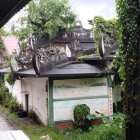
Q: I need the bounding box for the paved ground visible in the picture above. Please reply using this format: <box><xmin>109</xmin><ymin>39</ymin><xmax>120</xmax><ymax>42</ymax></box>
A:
<box><xmin>0</xmin><ymin>130</ymin><xmax>30</xmax><ymax>140</ymax></box>
<box><xmin>0</xmin><ymin>112</ymin><xmax>30</xmax><ymax>139</ymax></box>
<box><xmin>0</xmin><ymin>112</ymin><xmax>14</xmax><ymax>131</ymax></box>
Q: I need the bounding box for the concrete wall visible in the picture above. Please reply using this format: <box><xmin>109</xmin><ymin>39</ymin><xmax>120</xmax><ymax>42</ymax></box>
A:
<box><xmin>53</xmin><ymin>78</ymin><xmax>110</xmax><ymax>122</ymax></box>
<box><xmin>21</xmin><ymin>77</ymin><xmax>48</xmax><ymax>125</ymax></box>
<box><xmin>5</xmin><ymin>80</ymin><xmax>22</xmax><ymax>104</ymax></box>
<box><xmin>6</xmin><ymin>76</ymin><xmax>112</xmax><ymax>125</ymax></box>
<box><xmin>6</xmin><ymin>77</ymin><xmax>48</xmax><ymax>125</ymax></box>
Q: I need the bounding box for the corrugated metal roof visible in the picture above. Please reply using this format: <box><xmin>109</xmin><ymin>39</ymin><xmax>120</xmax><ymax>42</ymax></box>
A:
<box><xmin>0</xmin><ymin>0</ymin><xmax>31</xmax><ymax>27</ymax></box>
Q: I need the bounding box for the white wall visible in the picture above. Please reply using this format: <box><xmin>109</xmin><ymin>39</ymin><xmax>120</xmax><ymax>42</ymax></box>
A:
<box><xmin>53</xmin><ymin>78</ymin><xmax>109</xmax><ymax>122</ymax></box>
<box><xmin>5</xmin><ymin>80</ymin><xmax>22</xmax><ymax>105</ymax></box>
<box><xmin>6</xmin><ymin>77</ymin><xmax>48</xmax><ymax>125</ymax></box>
<box><xmin>6</xmin><ymin>76</ymin><xmax>112</xmax><ymax>124</ymax></box>
<box><xmin>21</xmin><ymin>77</ymin><xmax>48</xmax><ymax>125</ymax></box>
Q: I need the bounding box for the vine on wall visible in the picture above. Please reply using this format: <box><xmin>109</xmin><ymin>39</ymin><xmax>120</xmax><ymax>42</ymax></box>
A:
<box><xmin>116</xmin><ymin>0</ymin><xmax>140</xmax><ymax>118</ymax></box>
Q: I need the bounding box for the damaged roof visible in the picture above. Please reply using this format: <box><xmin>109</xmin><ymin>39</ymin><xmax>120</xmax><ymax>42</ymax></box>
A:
<box><xmin>12</xmin><ymin>62</ymin><xmax>116</xmax><ymax>78</ymax></box>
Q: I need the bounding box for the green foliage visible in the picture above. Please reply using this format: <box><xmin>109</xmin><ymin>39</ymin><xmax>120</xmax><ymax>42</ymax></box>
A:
<box><xmin>73</xmin><ymin>104</ymin><xmax>90</xmax><ymax>130</ymax></box>
<box><xmin>20</xmin><ymin>42</ymin><xmax>28</xmax><ymax>51</ymax></box>
<box><xmin>17</xmin><ymin>28</ymin><xmax>31</xmax><ymax>41</ymax></box>
<box><xmin>103</xmin><ymin>112</ymin><xmax>125</xmax><ymax>129</ymax></box>
<box><xmin>93</xmin><ymin>16</ymin><xmax>106</xmax><ymax>40</ymax></box>
<box><xmin>12</xmin><ymin>0</ymin><xmax>76</xmax><ymax>42</ymax></box>
<box><xmin>0</xmin><ymin>37</ymin><xmax>3</xmax><ymax>50</ymax></box>
<box><xmin>77</xmin><ymin>54</ymin><xmax>97</xmax><ymax>60</ymax></box>
<box><xmin>112</xmin><ymin>113</ymin><xmax>125</xmax><ymax>129</ymax></box>
<box><xmin>0</xmin><ymin>28</ymin><xmax>7</xmax><ymax>49</ymax></box>
<box><xmin>95</xmin><ymin>111</ymin><xmax>110</xmax><ymax>124</ymax></box>
<box><xmin>4</xmin><ymin>73</ymin><xmax>14</xmax><ymax>85</ymax></box>
<box><xmin>0</xmin><ymin>28</ymin><xmax>7</xmax><ymax>36</ymax></box>
<box><xmin>91</xmin><ymin>123</ymin><xmax>125</xmax><ymax>140</ymax></box>
<box><xmin>0</xmin><ymin>86</ymin><xmax>8</xmax><ymax>104</ymax></box>
<box><xmin>27</xmin><ymin>0</ymin><xmax>76</xmax><ymax>38</ymax></box>
<box><xmin>0</xmin><ymin>86</ymin><xmax>17</xmax><ymax>110</ymax></box>
<box><xmin>0</xmin><ymin>77</ymin><xmax>18</xmax><ymax>112</ymax></box>
<box><xmin>92</xmin><ymin>16</ymin><xmax>118</xmax><ymax>53</ymax></box>
<box><xmin>116</xmin><ymin>0</ymin><xmax>140</xmax><ymax>118</ymax></box>
<box><xmin>9</xmin><ymin>19</ymin><xmax>32</xmax><ymax>41</ymax></box>
<box><xmin>116</xmin><ymin>0</ymin><xmax>139</xmax><ymax>79</ymax></box>
<box><xmin>50</xmin><ymin>113</ymin><xmax>125</xmax><ymax>140</ymax></box>
<box><xmin>91</xmin><ymin>113</ymin><xmax>125</xmax><ymax>140</ymax></box>
<box><xmin>86</xmin><ymin>114</ymin><xmax>96</xmax><ymax>121</ymax></box>
<box><xmin>0</xmin><ymin>103</ymin><xmax>125</xmax><ymax>140</ymax></box>
<box><xmin>4</xmin><ymin>56</ymin><xmax>11</xmax><ymax>67</ymax></box>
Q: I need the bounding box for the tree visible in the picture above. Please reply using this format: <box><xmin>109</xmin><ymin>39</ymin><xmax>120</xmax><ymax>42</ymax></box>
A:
<box><xmin>27</xmin><ymin>0</ymin><xmax>76</xmax><ymax>38</ymax></box>
<box><xmin>0</xmin><ymin>28</ymin><xmax>7</xmax><ymax>49</ymax></box>
<box><xmin>116</xmin><ymin>0</ymin><xmax>140</xmax><ymax>139</ymax></box>
<box><xmin>0</xmin><ymin>28</ymin><xmax>7</xmax><ymax>36</ymax></box>
<box><xmin>10</xmin><ymin>0</ymin><xmax>76</xmax><ymax>50</ymax></box>
<box><xmin>92</xmin><ymin>16</ymin><xmax>118</xmax><ymax>53</ymax></box>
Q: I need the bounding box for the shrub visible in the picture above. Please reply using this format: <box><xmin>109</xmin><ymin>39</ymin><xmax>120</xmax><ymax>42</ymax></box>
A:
<box><xmin>73</xmin><ymin>104</ymin><xmax>90</xmax><ymax>131</ymax></box>
<box><xmin>4</xmin><ymin>73</ymin><xmax>14</xmax><ymax>85</ymax></box>
<box><xmin>0</xmin><ymin>85</ymin><xmax>18</xmax><ymax>111</ymax></box>
<box><xmin>89</xmin><ymin>112</ymin><xmax>125</xmax><ymax>140</ymax></box>
<box><xmin>111</xmin><ymin>112</ymin><xmax>125</xmax><ymax>128</ymax></box>
<box><xmin>91</xmin><ymin>123</ymin><xmax>125</xmax><ymax>140</ymax></box>
<box><xmin>0</xmin><ymin>87</ymin><xmax>8</xmax><ymax>104</ymax></box>
<box><xmin>95</xmin><ymin>111</ymin><xmax>110</xmax><ymax>123</ymax></box>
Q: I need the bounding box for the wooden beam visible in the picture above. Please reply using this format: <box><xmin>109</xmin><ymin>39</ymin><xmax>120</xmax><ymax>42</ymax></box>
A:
<box><xmin>48</xmin><ymin>78</ymin><xmax>54</xmax><ymax>126</ymax></box>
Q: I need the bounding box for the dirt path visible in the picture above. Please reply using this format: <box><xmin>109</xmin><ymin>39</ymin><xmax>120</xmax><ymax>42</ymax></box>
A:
<box><xmin>0</xmin><ymin>112</ymin><xmax>15</xmax><ymax>131</ymax></box>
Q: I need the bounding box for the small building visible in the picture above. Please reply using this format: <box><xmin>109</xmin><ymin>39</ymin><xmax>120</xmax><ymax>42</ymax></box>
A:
<box><xmin>0</xmin><ymin>59</ymin><xmax>115</xmax><ymax>127</ymax></box>
<box><xmin>0</xmin><ymin>23</ymin><xmax>117</xmax><ymax>127</ymax></box>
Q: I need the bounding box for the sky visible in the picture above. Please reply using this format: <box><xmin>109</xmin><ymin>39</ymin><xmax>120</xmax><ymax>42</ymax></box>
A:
<box><xmin>5</xmin><ymin>0</ymin><xmax>117</xmax><ymax>30</ymax></box>
<box><xmin>70</xmin><ymin>0</ymin><xmax>116</xmax><ymax>29</ymax></box>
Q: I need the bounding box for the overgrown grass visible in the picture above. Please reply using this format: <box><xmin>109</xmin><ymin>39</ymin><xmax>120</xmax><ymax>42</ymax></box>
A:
<box><xmin>0</xmin><ymin>105</ymin><xmax>125</xmax><ymax>140</ymax></box>
<box><xmin>0</xmin><ymin>105</ymin><xmax>17</xmax><ymax>121</ymax></box>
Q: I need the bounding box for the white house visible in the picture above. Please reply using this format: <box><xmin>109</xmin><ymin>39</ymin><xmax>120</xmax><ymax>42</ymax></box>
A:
<box><xmin>1</xmin><ymin>60</ymin><xmax>115</xmax><ymax>128</ymax></box>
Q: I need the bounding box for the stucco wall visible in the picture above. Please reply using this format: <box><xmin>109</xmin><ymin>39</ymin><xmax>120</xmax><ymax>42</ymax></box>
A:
<box><xmin>21</xmin><ymin>77</ymin><xmax>48</xmax><ymax>125</ymax></box>
<box><xmin>6</xmin><ymin>77</ymin><xmax>48</xmax><ymax>125</ymax></box>
<box><xmin>6</xmin><ymin>76</ymin><xmax>112</xmax><ymax>125</ymax></box>
<box><xmin>5</xmin><ymin>80</ymin><xmax>22</xmax><ymax>105</ymax></box>
<box><xmin>53</xmin><ymin>78</ymin><xmax>109</xmax><ymax>122</ymax></box>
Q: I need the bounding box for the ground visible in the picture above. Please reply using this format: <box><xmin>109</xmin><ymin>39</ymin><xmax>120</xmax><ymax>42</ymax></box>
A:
<box><xmin>0</xmin><ymin>112</ymin><xmax>14</xmax><ymax>131</ymax></box>
<box><xmin>0</xmin><ymin>105</ymin><xmax>125</xmax><ymax>140</ymax></box>
<box><xmin>0</xmin><ymin>105</ymin><xmax>48</xmax><ymax>140</ymax></box>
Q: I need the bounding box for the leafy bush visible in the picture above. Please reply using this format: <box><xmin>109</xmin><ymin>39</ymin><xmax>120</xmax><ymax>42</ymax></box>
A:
<box><xmin>4</xmin><ymin>73</ymin><xmax>14</xmax><ymax>85</ymax></box>
<box><xmin>86</xmin><ymin>114</ymin><xmax>96</xmax><ymax>121</ymax></box>
<box><xmin>0</xmin><ymin>87</ymin><xmax>8</xmax><ymax>104</ymax></box>
<box><xmin>91</xmin><ymin>123</ymin><xmax>125</xmax><ymax>140</ymax></box>
<box><xmin>73</xmin><ymin>104</ymin><xmax>90</xmax><ymax>131</ymax></box>
<box><xmin>95</xmin><ymin>111</ymin><xmax>110</xmax><ymax>123</ymax></box>
<box><xmin>0</xmin><ymin>85</ymin><xmax>18</xmax><ymax>111</ymax></box>
<box><xmin>111</xmin><ymin>112</ymin><xmax>125</xmax><ymax>128</ymax></box>
<box><xmin>91</xmin><ymin>113</ymin><xmax>125</xmax><ymax>140</ymax></box>
<box><xmin>3</xmin><ymin>90</ymin><xmax>13</xmax><ymax>107</ymax></box>
<box><xmin>46</xmin><ymin>112</ymin><xmax>125</xmax><ymax>140</ymax></box>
